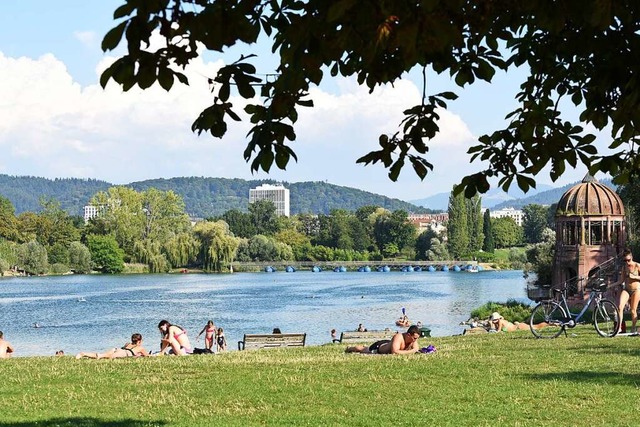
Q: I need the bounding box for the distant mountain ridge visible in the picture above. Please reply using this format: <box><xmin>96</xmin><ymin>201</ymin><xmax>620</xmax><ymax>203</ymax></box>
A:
<box><xmin>410</xmin><ymin>178</ymin><xmax>615</xmax><ymax>211</ymax></box>
<box><xmin>410</xmin><ymin>183</ymin><xmax>555</xmax><ymax>210</ymax></box>
<box><xmin>0</xmin><ymin>175</ymin><xmax>428</xmax><ymax>217</ymax></box>
<box><xmin>491</xmin><ymin>178</ymin><xmax>615</xmax><ymax>210</ymax></box>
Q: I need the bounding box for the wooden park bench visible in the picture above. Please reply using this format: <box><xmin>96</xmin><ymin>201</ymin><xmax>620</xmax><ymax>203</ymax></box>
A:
<box><xmin>238</xmin><ymin>333</ymin><xmax>307</xmax><ymax>351</ymax></box>
<box><xmin>334</xmin><ymin>327</ymin><xmax>432</xmax><ymax>344</ymax></box>
<box><xmin>333</xmin><ymin>330</ymin><xmax>398</xmax><ymax>344</ymax></box>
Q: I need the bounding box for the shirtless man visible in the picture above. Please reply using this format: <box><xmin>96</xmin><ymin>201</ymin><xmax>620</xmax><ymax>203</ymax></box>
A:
<box><xmin>345</xmin><ymin>325</ymin><xmax>421</xmax><ymax>355</ymax></box>
<box><xmin>0</xmin><ymin>331</ymin><xmax>15</xmax><ymax>358</ymax></box>
<box><xmin>618</xmin><ymin>249</ymin><xmax>640</xmax><ymax>333</ymax></box>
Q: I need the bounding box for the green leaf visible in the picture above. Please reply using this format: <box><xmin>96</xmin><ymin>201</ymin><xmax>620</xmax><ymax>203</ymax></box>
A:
<box><xmin>388</xmin><ymin>158</ymin><xmax>404</xmax><ymax>182</ymax></box>
<box><xmin>174</xmin><ymin>72</ymin><xmax>189</xmax><ymax>85</ymax></box>
<box><xmin>275</xmin><ymin>146</ymin><xmax>290</xmax><ymax>169</ymax></box>
<box><xmin>100</xmin><ymin>65</ymin><xmax>114</xmax><ymax>89</ymax></box>
<box><xmin>219</xmin><ymin>83</ymin><xmax>231</xmax><ymax>102</ymax></box>
<box><xmin>259</xmin><ymin>149</ymin><xmax>275</xmax><ymax>172</ymax></box>
<box><xmin>114</xmin><ymin>3</ymin><xmax>135</xmax><ymax>19</ymax></box>
<box><xmin>157</xmin><ymin>67</ymin><xmax>174</xmax><ymax>91</ymax></box>
<box><xmin>102</xmin><ymin>22</ymin><xmax>127</xmax><ymax>52</ymax></box>
<box><xmin>137</xmin><ymin>66</ymin><xmax>157</xmax><ymax>89</ymax></box>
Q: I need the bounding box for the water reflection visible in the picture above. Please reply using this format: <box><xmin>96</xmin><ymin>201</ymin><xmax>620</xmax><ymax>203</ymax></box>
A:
<box><xmin>0</xmin><ymin>270</ymin><xmax>528</xmax><ymax>356</ymax></box>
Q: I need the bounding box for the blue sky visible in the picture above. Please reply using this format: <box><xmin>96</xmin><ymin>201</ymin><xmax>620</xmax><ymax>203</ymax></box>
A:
<box><xmin>0</xmin><ymin>1</ymin><xmax>596</xmax><ymax>202</ymax></box>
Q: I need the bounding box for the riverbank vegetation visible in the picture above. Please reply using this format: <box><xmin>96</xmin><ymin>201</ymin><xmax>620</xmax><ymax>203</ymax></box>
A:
<box><xmin>2</xmin><ymin>330</ymin><xmax>637</xmax><ymax>426</ymax></box>
<box><xmin>1</xmin><ymin>179</ymin><xmax>633</xmax><ymax>276</ymax></box>
<box><xmin>0</xmin><ymin>185</ymin><xmax>541</xmax><ymax>276</ymax></box>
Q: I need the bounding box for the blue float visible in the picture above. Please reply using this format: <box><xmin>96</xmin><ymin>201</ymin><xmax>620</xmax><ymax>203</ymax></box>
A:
<box><xmin>285</xmin><ymin>266</ymin><xmax>295</xmax><ymax>273</ymax></box>
<box><xmin>414</xmin><ymin>266</ymin><xmax>422</xmax><ymax>272</ymax></box>
<box><xmin>441</xmin><ymin>265</ymin><xmax>449</xmax><ymax>272</ymax></box>
<box><xmin>453</xmin><ymin>265</ymin><xmax>461</xmax><ymax>272</ymax></box>
<box><xmin>363</xmin><ymin>266</ymin><xmax>371</xmax><ymax>272</ymax></box>
<box><xmin>312</xmin><ymin>266</ymin><xmax>322</xmax><ymax>272</ymax></box>
<box><xmin>265</xmin><ymin>266</ymin><xmax>275</xmax><ymax>273</ymax></box>
<box><xmin>427</xmin><ymin>265</ymin><xmax>435</xmax><ymax>272</ymax></box>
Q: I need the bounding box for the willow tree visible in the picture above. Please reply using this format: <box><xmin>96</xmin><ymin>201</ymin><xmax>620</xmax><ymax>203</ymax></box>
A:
<box><xmin>163</xmin><ymin>232</ymin><xmax>201</xmax><ymax>268</ymax></box>
<box><xmin>103</xmin><ymin>2</ymin><xmax>640</xmax><ymax>196</ymax></box>
<box><xmin>193</xmin><ymin>221</ymin><xmax>239</xmax><ymax>272</ymax></box>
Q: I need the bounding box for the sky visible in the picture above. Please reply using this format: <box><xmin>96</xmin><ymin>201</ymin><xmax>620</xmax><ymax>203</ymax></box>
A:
<box><xmin>0</xmin><ymin>1</ymin><xmax>603</xmax><ymax>203</ymax></box>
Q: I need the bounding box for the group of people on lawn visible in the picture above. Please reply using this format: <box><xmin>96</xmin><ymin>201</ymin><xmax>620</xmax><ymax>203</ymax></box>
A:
<box><xmin>75</xmin><ymin>319</ymin><xmax>228</xmax><ymax>359</ymax></box>
<box><xmin>0</xmin><ymin>319</ymin><xmax>228</xmax><ymax>360</ymax></box>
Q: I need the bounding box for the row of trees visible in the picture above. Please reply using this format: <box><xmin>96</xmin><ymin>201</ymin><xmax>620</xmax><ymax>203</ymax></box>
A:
<box><xmin>0</xmin><ymin>182</ymin><xmax>559</xmax><ymax>275</ymax></box>
<box><xmin>0</xmin><ymin>186</ymin><xmax>420</xmax><ymax>274</ymax></box>
<box><xmin>412</xmin><ymin>186</ymin><xmax>554</xmax><ymax>263</ymax></box>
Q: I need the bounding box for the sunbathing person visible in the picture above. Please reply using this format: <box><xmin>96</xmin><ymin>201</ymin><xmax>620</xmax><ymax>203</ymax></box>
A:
<box><xmin>0</xmin><ymin>331</ymin><xmax>15</xmax><ymax>358</ymax></box>
<box><xmin>490</xmin><ymin>312</ymin><xmax>531</xmax><ymax>332</ymax></box>
<box><xmin>158</xmin><ymin>320</ymin><xmax>193</xmax><ymax>355</ymax></box>
<box><xmin>76</xmin><ymin>333</ymin><xmax>150</xmax><ymax>359</ymax></box>
<box><xmin>345</xmin><ymin>325</ymin><xmax>421</xmax><ymax>355</ymax></box>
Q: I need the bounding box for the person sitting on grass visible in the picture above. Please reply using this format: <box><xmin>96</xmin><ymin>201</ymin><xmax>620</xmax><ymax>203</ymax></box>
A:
<box><xmin>76</xmin><ymin>333</ymin><xmax>150</xmax><ymax>359</ymax></box>
<box><xmin>158</xmin><ymin>320</ymin><xmax>193</xmax><ymax>355</ymax></box>
<box><xmin>345</xmin><ymin>325</ymin><xmax>421</xmax><ymax>355</ymax></box>
<box><xmin>0</xmin><ymin>331</ymin><xmax>14</xmax><ymax>358</ymax></box>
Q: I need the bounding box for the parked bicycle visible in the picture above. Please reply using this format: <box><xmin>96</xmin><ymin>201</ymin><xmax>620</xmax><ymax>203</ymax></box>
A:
<box><xmin>529</xmin><ymin>278</ymin><xmax>619</xmax><ymax>338</ymax></box>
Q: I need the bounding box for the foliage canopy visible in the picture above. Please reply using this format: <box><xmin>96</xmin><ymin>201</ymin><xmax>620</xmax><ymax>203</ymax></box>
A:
<box><xmin>103</xmin><ymin>1</ymin><xmax>640</xmax><ymax>196</ymax></box>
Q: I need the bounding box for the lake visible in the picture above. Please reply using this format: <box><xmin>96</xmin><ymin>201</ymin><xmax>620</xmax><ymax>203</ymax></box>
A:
<box><xmin>0</xmin><ymin>270</ymin><xmax>529</xmax><ymax>357</ymax></box>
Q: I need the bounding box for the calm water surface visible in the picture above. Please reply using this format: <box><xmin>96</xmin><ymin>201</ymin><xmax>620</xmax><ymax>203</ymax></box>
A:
<box><xmin>0</xmin><ymin>270</ymin><xmax>529</xmax><ymax>357</ymax></box>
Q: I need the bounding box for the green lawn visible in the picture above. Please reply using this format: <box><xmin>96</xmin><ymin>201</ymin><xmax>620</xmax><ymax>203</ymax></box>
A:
<box><xmin>2</xmin><ymin>328</ymin><xmax>638</xmax><ymax>426</ymax></box>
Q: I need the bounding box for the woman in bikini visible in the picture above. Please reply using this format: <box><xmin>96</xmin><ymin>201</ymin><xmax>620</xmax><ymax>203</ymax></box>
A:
<box><xmin>76</xmin><ymin>333</ymin><xmax>149</xmax><ymax>359</ymax></box>
<box><xmin>490</xmin><ymin>312</ymin><xmax>530</xmax><ymax>332</ymax></box>
<box><xmin>196</xmin><ymin>320</ymin><xmax>216</xmax><ymax>350</ymax></box>
<box><xmin>158</xmin><ymin>320</ymin><xmax>193</xmax><ymax>355</ymax></box>
<box><xmin>618</xmin><ymin>249</ymin><xmax>640</xmax><ymax>333</ymax></box>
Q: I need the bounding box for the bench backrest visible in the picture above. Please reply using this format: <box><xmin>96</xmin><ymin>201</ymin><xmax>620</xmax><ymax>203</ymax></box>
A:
<box><xmin>238</xmin><ymin>333</ymin><xmax>306</xmax><ymax>350</ymax></box>
<box><xmin>338</xmin><ymin>330</ymin><xmax>397</xmax><ymax>343</ymax></box>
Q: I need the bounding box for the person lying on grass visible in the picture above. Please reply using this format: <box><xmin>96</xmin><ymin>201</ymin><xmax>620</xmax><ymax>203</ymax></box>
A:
<box><xmin>76</xmin><ymin>333</ymin><xmax>150</xmax><ymax>359</ymax></box>
<box><xmin>0</xmin><ymin>331</ymin><xmax>14</xmax><ymax>358</ymax></box>
<box><xmin>345</xmin><ymin>325</ymin><xmax>421</xmax><ymax>355</ymax></box>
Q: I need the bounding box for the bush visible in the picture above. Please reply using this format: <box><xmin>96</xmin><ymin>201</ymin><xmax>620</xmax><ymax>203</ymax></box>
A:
<box><xmin>123</xmin><ymin>263</ymin><xmax>149</xmax><ymax>274</ymax></box>
<box><xmin>49</xmin><ymin>263</ymin><xmax>70</xmax><ymax>275</ymax></box>
<box><xmin>470</xmin><ymin>299</ymin><xmax>532</xmax><ymax>323</ymax></box>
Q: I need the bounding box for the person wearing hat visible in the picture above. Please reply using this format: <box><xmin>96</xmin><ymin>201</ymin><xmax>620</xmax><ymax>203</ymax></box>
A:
<box><xmin>490</xmin><ymin>312</ymin><xmax>531</xmax><ymax>332</ymax></box>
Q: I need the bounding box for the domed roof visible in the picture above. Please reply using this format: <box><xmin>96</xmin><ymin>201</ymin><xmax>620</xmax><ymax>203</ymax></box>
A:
<box><xmin>556</xmin><ymin>175</ymin><xmax>624</xmax><ymax>216</ymax></box>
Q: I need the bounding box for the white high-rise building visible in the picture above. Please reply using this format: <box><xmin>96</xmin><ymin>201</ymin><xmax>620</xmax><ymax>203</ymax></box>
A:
<box><xmin>249</xmin><ymin>184</ymin><xmax>290</xmax><ymax>217</ymax></box>
<box><xmin>489</xmin><ymin>207</ymin><xmax>524</xmax><ymax>226</ymax></box>
<box><xmin>83</xmin><ymin>205</ymin><xmax>102</xmax><ymax>223</ymax></box>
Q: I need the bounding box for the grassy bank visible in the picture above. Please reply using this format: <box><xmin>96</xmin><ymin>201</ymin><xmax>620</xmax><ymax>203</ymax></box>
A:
<box><xmin>2</xmin><ymin>328</ymin><xmax>637</xmax><ymax>426</ymax></box>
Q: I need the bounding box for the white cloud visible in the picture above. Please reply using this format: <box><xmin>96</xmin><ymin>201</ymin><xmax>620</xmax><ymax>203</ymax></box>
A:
<box><xmin>0</xmin><ymin>48</ymin><xmax>484</xmax><ymax>201</ymax></box>
<box><xmin>74</xmin><ymin>31</ymin><xmax>98</xmax><ymax>49</ymax></box>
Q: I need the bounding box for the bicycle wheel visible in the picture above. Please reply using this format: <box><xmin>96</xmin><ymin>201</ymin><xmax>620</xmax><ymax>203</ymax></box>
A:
<box><xmin>593</xmin><ymin>299</ymin><xmax>620</xmax><ymax>337</ymax></box>
<box><xmin>530</xmin><ymin>301</ymin><xmax>567</xmax><ymax>338</ymax></box>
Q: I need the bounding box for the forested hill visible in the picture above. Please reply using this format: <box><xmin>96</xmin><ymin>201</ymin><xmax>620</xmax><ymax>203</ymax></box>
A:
<box><xmin>0</xmin><ymin>175</ymin><xmax>111</xmax><ymax>215</ymax></box>
<box><xmin>130</xmin><ymin>178</ymin><xmax>429</xmax><ymax>216</ymax></box>
<box><xmin>0</xmin><ymin>175</ymin><xmax>429</xmax><ymax>217</ymax></box>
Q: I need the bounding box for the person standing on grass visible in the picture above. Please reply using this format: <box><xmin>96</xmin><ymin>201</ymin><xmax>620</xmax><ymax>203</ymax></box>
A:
<box><xmin>216</xmin><ymin>327</ymin><xmax>227</xmax><ymax>352</ymax></box>
<box><xmin>0</xmin><ymin>331</ymin><xmax>14</xmax><ymax>358</ymax></box>
<box><xmin>617</xmin><ymin>249</ymin><xmax>640</xmax><ymax>333</ymax></box>
<box><xmin>196</xmin><ymin>320</ymin><xmax>216</xmax><ymax>350</ymax></box>
<box><xmin>345</xmin><ymin>325</ymin><xmax>421</xmax><ymax>355</ymax></box>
